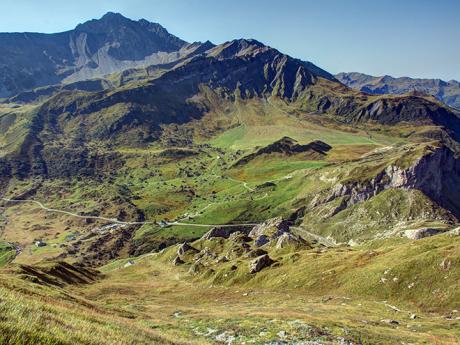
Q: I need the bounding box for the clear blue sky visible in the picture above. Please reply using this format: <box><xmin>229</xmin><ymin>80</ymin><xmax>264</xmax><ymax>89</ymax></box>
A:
<box><xmin>1</xmin><ymin>0</ymin><xmax>459</xmax><ymax>81</ymax></box>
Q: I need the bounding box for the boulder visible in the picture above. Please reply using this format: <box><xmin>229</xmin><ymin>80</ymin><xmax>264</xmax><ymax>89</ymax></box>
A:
<box><xmin>229</xmin><ymin>231</ymin><xmax>252</xmax><ymax>242</ymax></box>
<box><xmin>227</xmin><ymin>242</ymin><xmax>251</xmax><ymax>258</ymax></box>
<box><xmin>249</xmin><ymin>254</ymin><xmax>274</xmax><ymax>273</ymax></box>
<box><xmin>249</xmin><ymin>217</ymin><xmax>289</xmax><ymax>241</ymax></box>
<box><xmin>35</xmin><ymin>240</ymin><xmax>47</xmax><ymax>247</ymax></box>
<box><xmin>177</xmin><ymin>242</ymin><xmax>199</xmax><ymax>256</ymax></box>
<box><xmin>275</xmin><ymin>232</ymin><xmax>308</xmax><ymax>249</ymax></box>
<box><xmin>404</xmin><ymin>228</ymin><xmax>444</xmax><ymax>240</ymax></box>
<box><xmin>448</xmin><ymin>227</ymin><xmax>460</xmax><ymax>236</ymax></box>
<box><xmin>254</xmin><ymin>235</ymin><xmax>269</xmax><ymax>247</ymax></box>
<box><xmin>380</xmin><ymin>319</ymin><xmax>399</xmax><ymax>325</ymax></box>
<box><xmin>124</xmin><ymin>260</ymin><xmax>135</xmax><ymax>268</ymax></box>
<box><xmin>194</xmin><ymin>247</ymin><xmax>217</xmax><ymax>261</ymax></box>
<box><xmin>216</xmin><ymin>256</ymin><xmax>229</xmax><ymax>263</ymax></box>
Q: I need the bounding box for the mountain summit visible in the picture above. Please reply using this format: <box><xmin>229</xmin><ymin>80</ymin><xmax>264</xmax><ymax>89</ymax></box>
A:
<box><xmin>0</xmin><ymin>12</ymin><xmax>187</xmax><ymax>97</ymax></box>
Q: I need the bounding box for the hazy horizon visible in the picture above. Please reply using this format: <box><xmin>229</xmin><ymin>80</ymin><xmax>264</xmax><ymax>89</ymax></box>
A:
<box><xmin>1</xmin><ymin>0</ymin><xmax>459</xmax><ymax>81</ymax></box>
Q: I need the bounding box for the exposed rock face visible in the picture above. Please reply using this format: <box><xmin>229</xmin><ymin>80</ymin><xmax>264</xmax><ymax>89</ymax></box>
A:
<box><xmin>349</xmin><ymin>96</ymin><xmax>460</xmax><ymax>135</ymax></box>
<box><xmin>275</xmin><ymin>232</ymin><xmax>308</xmax><ymax>249</ymax></box>
<box><xmin>404</xmin><ymin>228</ymin><xmax>445</xmax><ymax>240</ymax></box>
<box><xmin>249</xmin><ymin>217</ymin><xmax>290</xmax><ymax>240</ymax></box>
<box><xmin>448</xmin><ymin>227</ymin><xmax>460</xmax><ymax>236</ymax></box>
<box><xmin>177</xmin><ymin>242</ymin><xmax>199</xmax><ymax>256</ymax></box>
<box><xmin>249</xmin><ymin>254</ymin><xmax>274</xmax><ymax>273</ymax></box>
<box><xmin>254</xmin><ymin>235</ymin><xmax>270</xmax><ymax>247</ymax></box>
<box><xmin>313</xmin><ymin>145</ymin><xmax>460</xmax><ymax>218</ymax></box>
<box><xmin>202</xmin><ymin>226</ymin><xmax>249</xmax><ymax>240</ymax></box>
<box><xmin>203</xmin><ymin>38</ymin><xmax>336</xmax><ymax>100</ymax></box>
<box><xmin>194</xmin><ymin>247</ymin><xmax>217</xmax><ymax>261</ymax></box>
<box><xmin>172</xmin><ymin>256</ymin><xmax>185</xmax><ymax>266</ymax></box>
<box><xmin>228</xmin><ymin>231</ymin><xmax>252</xmax><ymax>243</ymax></box>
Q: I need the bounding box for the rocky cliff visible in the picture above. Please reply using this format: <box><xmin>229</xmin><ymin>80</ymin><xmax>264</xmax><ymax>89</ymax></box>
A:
<box><xmin>312</xmin><ymin>144</ymin><xmax>460</xmax><ymax>218</ymax></box>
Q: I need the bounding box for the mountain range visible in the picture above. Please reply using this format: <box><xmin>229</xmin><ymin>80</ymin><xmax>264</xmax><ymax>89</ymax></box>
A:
<box><xmin>337</xmin><ymin>72</ymin><xmax>460</xmax><ymax>110</ymax></box>
<box><xmin>1</xmin><ymin>13</ymin><xmax>460</xmax><ymax>345</ymax></box>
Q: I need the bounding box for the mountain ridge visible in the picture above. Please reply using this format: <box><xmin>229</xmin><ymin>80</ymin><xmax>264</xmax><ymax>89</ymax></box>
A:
<box><xmin>336</xmin><ymin>72</ymin><xmax>460</xmax><ymax>110</ymax></box>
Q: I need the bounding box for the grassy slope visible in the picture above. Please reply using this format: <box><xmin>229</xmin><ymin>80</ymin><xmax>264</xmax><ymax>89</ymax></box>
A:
<box><xmin>1</xmin><ymin>230</ymin><xmax>459</xmax><ymax>344</ymax></box>
<box><xmin>301</xmin><ymin>188</ymin><xmax>455</xmax><ymax>242</ymax></box>
<box><xmin>73</xmin><ymin>232</ymin><xmax>460</xmax><ymax>344</ymax></box>
<box><xmin>0</xmin><ymin>270</ymin><xmax>195</xmax><ymax>345</ymax></box>
<box><xmin>0</xmin><ymin>242</ymin><xmax>15</xmax><ymax>266</ymax></box>
<box><xmin>0</xmin><ymin>103</ymin><xmax>37</xmax><ymax>156</ymax></box>
<box><xmin>1</xmin><ymin>107</ymin><xmax>453</xmax><ymax>260</ymax></box>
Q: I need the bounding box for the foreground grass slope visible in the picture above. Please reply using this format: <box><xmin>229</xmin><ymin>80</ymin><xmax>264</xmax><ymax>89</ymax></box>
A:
<box><xmin>0</xmin><ymin>263</ymin><xmax>198</xmax><ymax>345</ymax></box>
<box><xmin>2</xmin><ymin>231</ymin><xmax>459</xmax><ymax>345</ymax></box>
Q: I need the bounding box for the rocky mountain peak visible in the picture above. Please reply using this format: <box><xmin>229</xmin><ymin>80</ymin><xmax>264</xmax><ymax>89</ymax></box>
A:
<box><xmin>208</xmin><ymin>38</ymin><xmax>269</xmax><ymax>59</ymax></box>
<box><xmin>75</xmin><ymin>12</ymin><xmax>133</xmax><ymax>32</ymax></box>
<box><xmin>0</xmin><ymin>13</ymin><xmax>188</xmax><ymax>97</ymax></box>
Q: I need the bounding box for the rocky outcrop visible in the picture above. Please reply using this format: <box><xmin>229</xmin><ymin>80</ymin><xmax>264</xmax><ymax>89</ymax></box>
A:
<box><xmin>249</xmin><ymin>254</ymin><xmax>274</xmax><ymax>273</ymax></box>
<box><xmin>249</xmin><ymin>217</ymin><xmax>290</xmax><ymax>240</ymax></box>
<box><xmin>247</xmin><ymin>217</ymin><xmax>311</xmax><ymax>249</ymax></box>
<box><xmin>312</xmin><ymin>145</ymin><xmax>460</xmax><ymax>218</ymax></box>
<box><xmin>448</xmin><ymin>227</ymin><xmax>460</xmax><ymax>236</ymax></box>
<box><xmin>172</xmin><ymin>256</ymin><xmax>185</xmax><ymax>266</ymax></box>
<box><xmin>228</xmin><ymin>231</ymin><xmax>252</xmax><ymax>243</ymax></box>
<box><xmin>254</xmin><ymin>235</ymin><xmax>269</xmax><ymax>247</ymax></box>
<box><xmin>404</xmin><ymin>228</ymin><xmax>445</xmax><ymax>240</ymax></box>
<box><xmin>275</xmin><ymin>232</ymin><xmax>308</xmax><ymax>249</ymax></box>
<box><xmin>202</xmin><ymin>226</ymin><xmax>249</xmax><ymax>240</ymax></box>
<box><xmin>349</xmin><ymin>96</ymin><xmax>460</xmax><ymax>135</ymax></box>
<box><xmin>177</xmin><ymin>242</ymin><xmax>199</xmax><ymax>256</ymax></box>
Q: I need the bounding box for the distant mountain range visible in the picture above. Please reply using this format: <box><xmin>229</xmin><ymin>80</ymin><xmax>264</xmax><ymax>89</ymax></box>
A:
<box><xmin>1</xmin><ymin>13</ymin><xmax>460</xmax><ymax>160</ymax></box>
<box><xmin>336</xmin><ymin>72</ymin><xmax>460</xmax><ymax>110</ymax></box>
